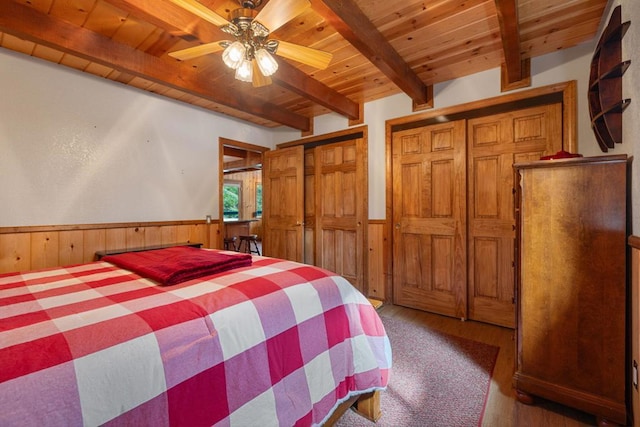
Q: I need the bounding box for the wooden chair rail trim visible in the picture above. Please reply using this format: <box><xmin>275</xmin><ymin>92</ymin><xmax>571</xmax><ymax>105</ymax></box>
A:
<box><xmin>0</xmin><ymin>219</ymin><xmax>208</xmax><ymax>234</ymax></box>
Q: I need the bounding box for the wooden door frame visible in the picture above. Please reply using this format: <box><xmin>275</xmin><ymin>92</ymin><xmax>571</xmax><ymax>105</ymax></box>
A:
<box><xmin>277</xmin><ymin>125</ymin><xmax>368</xmax><ymax>150</ymax></box>
<box><xmin>218</xmin><ymin>137</ymin><xmax>269</xmax><ymax>249</ymax></box>
<box><xmin>385</xmin><ymin>80</ymin><xmax>578</xmax><ymax>304</ymax></box>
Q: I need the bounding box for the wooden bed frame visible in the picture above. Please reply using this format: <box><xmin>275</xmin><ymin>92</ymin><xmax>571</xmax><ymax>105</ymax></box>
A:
<box><xmin>324</xmin><ymin>391</ymin><xmax>381</xmax><ymax>426</ymax></box>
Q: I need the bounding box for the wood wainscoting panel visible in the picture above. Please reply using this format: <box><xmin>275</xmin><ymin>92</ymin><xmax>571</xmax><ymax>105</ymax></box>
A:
<box><xmin>367</xmin><ymin>221</ymin><xmax>386</xmax><ymax>301</ymax></box>
<box><xmin>83</xmin><ymin>229</ymin><xmax>107</xmax><ymax>261</ymax></box>
<box><xmin>0</xmin><ymin>233</ymin><xmax>30</xmax><ymax>273</ymax></box>
<box><xmin>59</xmin><ymin>230</ymin><xmax>85</xmax><ymax>267</ymax></box>
<box><xmin>106</xmin><ymin>228</ymin><xmax>127</xmax><ymax>251</ymax></box>
<box><xmin>30</xmin><ymin>231</ymin><xmax>60</xmax><ymax>271</ymax></box>
<box><xmin>144</xmin><ymin>226</ymin><xmax>164</xmax><ymax>247</ymax></box>
<box><xmin>208</xmin><ymin>224</ymin><xmax>220</xmax><ymax>250</ymax></box>
<box><xmin>0</xmin><ymin>221</ymin><xmax>218</xmax><ymax>274</ymax></box>
<box><xmin>160</xmin><ymin>225</ymin><xmax>180</xmax><ymax>245</ymax></box>
<box><xmin>126</xmin><ymin>227</ymin><xmax>146</xmax><ymax>249</ymax></box>
<box><xmin>0</xmin><ymin>218</ymin><xmax>391</xmax><ymax>303</ymax></box>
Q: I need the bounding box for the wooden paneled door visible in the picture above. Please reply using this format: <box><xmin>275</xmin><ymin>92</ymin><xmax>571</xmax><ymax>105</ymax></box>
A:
<box><xmin>392</xmin><ymin>120</ymin><xmax>467</xmax><ymax>319</ymax></box>
<box><xmin>262</xmin><ymin>146</ymin><xmax>304</xmax><ymax>262</ymax></box>
<box><xmin>314</xmin><ymin>138</ymin><xmax>367</xmax><ymax>293</ymax></box>
<box><xmin>303</xmin><ymin>149</ymin><xmax>316</xmax><ymax>266</ymax></box>
<box><xmin>467</xmin><ymin>104</ymin><xmax>562</xmax><ymax>327</ymax></box>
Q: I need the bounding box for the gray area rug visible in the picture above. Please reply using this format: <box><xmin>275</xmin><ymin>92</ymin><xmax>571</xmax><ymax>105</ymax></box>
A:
<box><xmin>337</xmin><ymin>315</ymin><xmax>499</xmax><ymax>427</ymax></box>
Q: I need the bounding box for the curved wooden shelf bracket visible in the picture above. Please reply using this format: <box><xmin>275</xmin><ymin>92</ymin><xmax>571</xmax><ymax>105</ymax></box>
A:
<box><xmin>588</xmin><ymin>5</ymin><xmax>631</xmax><ymax>152</ymax></box>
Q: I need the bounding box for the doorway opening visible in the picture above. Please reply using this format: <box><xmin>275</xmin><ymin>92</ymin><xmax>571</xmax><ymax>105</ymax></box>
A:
<box><xmin>218</xmin><ymin>137</ymin><xmax>268</xmax><ymax>250</ymax></box>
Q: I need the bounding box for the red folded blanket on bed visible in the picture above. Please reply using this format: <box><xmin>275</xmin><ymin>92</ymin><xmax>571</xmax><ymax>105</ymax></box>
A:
<box><xmin>102</xmin><ymin>246</ymin><xmax>253</xmax><ymax>286</ymax></box>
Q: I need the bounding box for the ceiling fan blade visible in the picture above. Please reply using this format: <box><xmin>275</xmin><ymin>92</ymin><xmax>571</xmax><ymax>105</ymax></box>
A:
<box><xmin>167</xmin><ymin>0</ymin><xmax>230</xmax><ymax>27</ymax></box>
<box><xmin>168</xmin><ymin>42</ymin><xmax>225</xmax><ymax>61</ymax></box>
<box><xmin>252</xmin><ymin>61</ymin><xmax>272</xmax><ymax>87</ymax></box>
<box><xmin>254</xmin><ymin>0</ymin><xmax>310</xmax><ymax>33</ymax></box>
<box><xmin>275</xmin><ymin>40</ymin><xmax>333</xmax><ymax>69</ymax></box>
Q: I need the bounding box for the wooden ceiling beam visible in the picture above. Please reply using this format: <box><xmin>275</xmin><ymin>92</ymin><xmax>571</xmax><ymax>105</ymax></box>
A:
<box><xmin>273</xmin><ymin>61</ymin><xmax>360</xmax><ymax>120</ymax></box>
<box><xmin>494</xmin><ymin>0</ymin><xmax>524</xmax><ymax>83</ymax></box>
<box><xmin>105</xmin><ymin>0</ymin><xmax>222</xmax><ymax>43</ymax></box>
<box><xmin>311</xmin><ymin>0</ymin><xmax>432</xmax><ymax>108</ymax></box>
<box><xmin>106</xmin><ymin>0</ymin><xmax>360</xmax><ymax>121</ymax></box>
<box><xmin>0</xmin><ymin>1</ymin><xmax>309</xmax><ymax>130</ymax></box>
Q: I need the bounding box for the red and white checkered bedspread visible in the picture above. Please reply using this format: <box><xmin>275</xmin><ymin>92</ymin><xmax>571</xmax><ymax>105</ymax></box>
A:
<box><xmin>0</xmin><ymin>254</ymin><xmax>391</xmax><ymax>426</ymax></box>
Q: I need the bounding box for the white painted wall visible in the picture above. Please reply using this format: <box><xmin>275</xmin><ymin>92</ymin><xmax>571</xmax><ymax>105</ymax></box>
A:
<box><xmin>275</xmin><ymin>39</ymin><xmax>618</xmax><ymax>219</ymax></box>
<box><xmin>584</xmin><ymin>0</ymin><xmax>638</xmax><ymax>231</ymax></box>
<box><xmin>619</xmin><ymin>0</ymin><xmax>640</xmax><ymax>233</ymax></box>
<box><xmin>2</xmin><ymin>11</ymin><xmax>636</xmax><ymax>227</ymax></box>
<box><xmin>0</xmin><ymin>50</ymin><xmax>274</xmax><ymax>227</ymax></box>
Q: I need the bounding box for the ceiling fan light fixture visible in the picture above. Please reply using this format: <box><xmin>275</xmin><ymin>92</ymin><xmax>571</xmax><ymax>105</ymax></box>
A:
<box><xmin>240</xmin><ymin>0</ymin><xmax>262</xmax><ymax>8</ymax></box>
<box><xmin>168</xmin><ymin>0</ymin><xmax>330</xmax><ymax>85</ymax></box>
<box><xmin>222</xmin><ymin>41</ymin><xmax>246</xmax><ymax>69</ymax></box>
<box><xmin>235</xmin><ymin>59</ymin><xmax>254</xmax><ymax>82</ymax></box>
<box><xmin>255</xmin><ymin>48</ymin><xmax>278</xmax><ymax>76</ymax></box>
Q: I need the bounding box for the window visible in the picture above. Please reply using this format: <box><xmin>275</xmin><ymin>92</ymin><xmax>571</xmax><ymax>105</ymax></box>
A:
<box><xmin>255</xmin><ymin>183</ymin><xmax>262</xmax><ymax>218</ymax></box>
<box><xmin>223</xmin><ymin>180</ymin><xmax>242</xmax><ymax>219</ymax></box>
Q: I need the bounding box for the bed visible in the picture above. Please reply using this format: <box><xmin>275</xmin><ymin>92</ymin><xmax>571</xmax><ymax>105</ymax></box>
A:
<box><xmin>0</xmin><ymin>247</ymin><xmax>391</xmax><ymax>426</ymax></box>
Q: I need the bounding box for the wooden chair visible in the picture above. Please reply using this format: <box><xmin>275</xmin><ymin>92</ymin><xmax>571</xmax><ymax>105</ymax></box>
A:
<box><xmin>238</xmin><ymin>234</ymin><xmax>260</xmax><ymax>255</ymax></box>
<box><xmin>223</xmin><ymin>236</ymin><xmax>238</xmax><ymax>251</ymax></box>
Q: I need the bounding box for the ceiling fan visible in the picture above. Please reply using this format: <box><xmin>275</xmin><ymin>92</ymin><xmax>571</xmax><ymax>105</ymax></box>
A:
<box><xmin>168</xmin><ymin>0</ymin><xmax>333</xmax><ymax>87</ymax></box>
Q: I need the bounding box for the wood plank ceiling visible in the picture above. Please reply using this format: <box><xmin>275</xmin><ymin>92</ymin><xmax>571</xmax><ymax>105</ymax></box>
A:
<box><xmin>0</xmin><ymin>0</ymin><xmax>606</xmax><ymax>132</ymax></box>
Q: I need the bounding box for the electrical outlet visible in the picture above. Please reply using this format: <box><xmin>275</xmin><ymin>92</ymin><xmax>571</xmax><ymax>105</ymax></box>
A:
<box><xmin>205</xmin><ymin>215</ymin><xmax>212</xmax><ymax>224</ymax></box>
<box><xmin>633</xmin><ymin>360</ymin><xmax>638</xmax><ymax>389</ymax></box>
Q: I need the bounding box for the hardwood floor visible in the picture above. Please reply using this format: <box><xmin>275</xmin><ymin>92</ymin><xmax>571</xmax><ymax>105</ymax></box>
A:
<box><xmin>377</xmin><ymin>304</ymin><xmax>598</xmax><ymax>427</ymax></box>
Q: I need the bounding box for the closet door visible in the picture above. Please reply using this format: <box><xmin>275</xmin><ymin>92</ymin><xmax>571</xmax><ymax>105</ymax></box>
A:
<box><xmin>314</xmin><ymin>137</ymin><xmax>367</xmax><ymax>293</ymax></box>
<box><xmin>263</xmin><ymin>146</ymin><xmax>304</xmax><ymax>262</ymax></box>
<box><xmin>303</xmin><ymin>149</ymin><xmax>316</xmax><ymax>266</ymax></box>
<box><xmin>392</xmin><ymin>120</ymin><xmax>467</xmax><ymax>318</ymax></box>
<box><xmin>467</xmin><ymin>103</ymin><xmax>562</xmax><ymax>327</ymax></box>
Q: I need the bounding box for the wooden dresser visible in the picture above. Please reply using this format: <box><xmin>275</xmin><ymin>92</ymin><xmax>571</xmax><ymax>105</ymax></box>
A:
<box><xmin>513</xmin><ymin>155</ymin><xmax>629</xmax><ymax>425</ymax></box>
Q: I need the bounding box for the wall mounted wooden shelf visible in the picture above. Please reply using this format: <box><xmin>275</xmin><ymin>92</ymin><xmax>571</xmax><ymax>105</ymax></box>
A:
<box><xmin>588</xmin><ymin>5</ymin><xmax>631</xmax><ymax>152</ymax></box>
